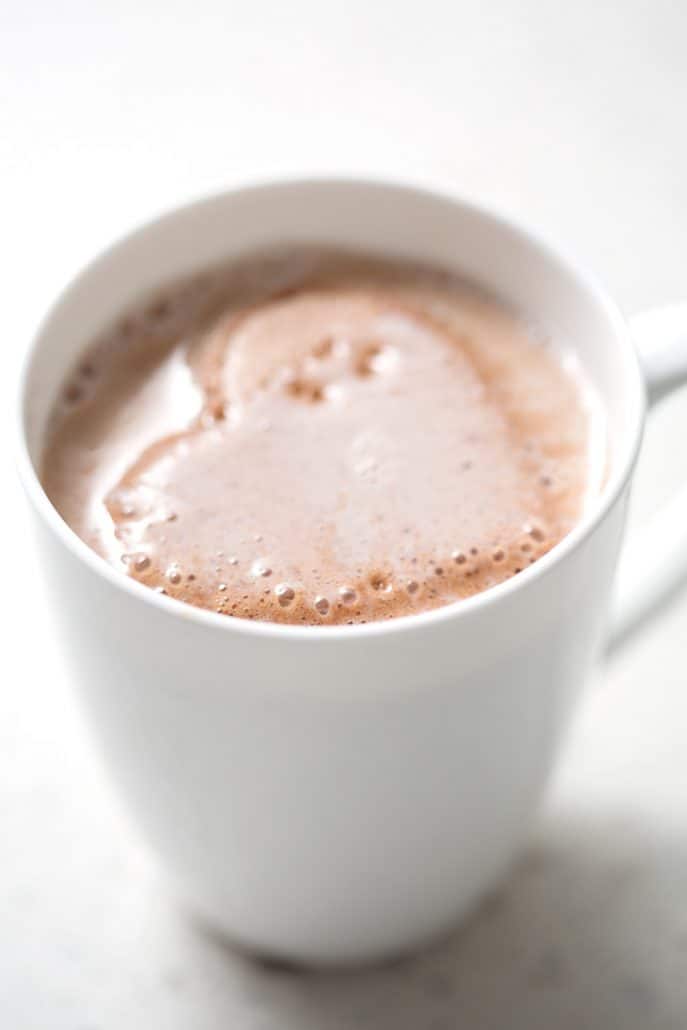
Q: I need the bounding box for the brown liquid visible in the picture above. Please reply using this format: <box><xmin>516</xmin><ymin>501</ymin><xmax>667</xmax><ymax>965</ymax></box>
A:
<box><xmin>42</xmin><ymin>247</ymin><xmax>604</xmax><ymax>625</ymax></box>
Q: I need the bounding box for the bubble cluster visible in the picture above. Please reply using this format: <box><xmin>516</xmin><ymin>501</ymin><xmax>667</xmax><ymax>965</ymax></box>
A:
<box><xmin>270</xmin><ymin>328</ymin><xmax>399</xmax><ymax>409</ymax></box>
<box><xmin>104</xmin><ymin>505</ymin><xmax>555</xmax><ymax>624</ymax></box>
<box><xmin>112</xmin><ymin>502</ymin><xmax>554</xmax><ymax>623</ymax></box>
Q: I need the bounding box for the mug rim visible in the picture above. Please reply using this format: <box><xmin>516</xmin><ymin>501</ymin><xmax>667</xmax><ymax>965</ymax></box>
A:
<box><xmin>16</xmin><ymin>174</ymin><xmax>647</xmax><ymax>642</ymax></box>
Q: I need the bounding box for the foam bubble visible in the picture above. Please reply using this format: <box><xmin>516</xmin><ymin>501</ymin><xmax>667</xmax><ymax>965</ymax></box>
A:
<box><xmin>122</xmin><ymin>552</ymin><xmax>149</xmax><ymax>572</ymax></box>
<box><xmin>63</xmin><ymin>383</ymin><xmax>83</xmax><ymax>405</ymax></box>
<box><xmin>313</xmin><ymin>336</ymin><xmax>334</xmax><ymax>359</ymax></box>
<box><xmin>275</xmin><ymin>583</ymin><xmax>295</xmax><ymax>606</ymax></box>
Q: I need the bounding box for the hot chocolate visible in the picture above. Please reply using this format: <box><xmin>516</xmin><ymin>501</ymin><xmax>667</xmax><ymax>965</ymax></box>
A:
<box><xmin>42</xmin><ymin>247</ymin><xmax>604</xmax><ymax>625</ymax></box>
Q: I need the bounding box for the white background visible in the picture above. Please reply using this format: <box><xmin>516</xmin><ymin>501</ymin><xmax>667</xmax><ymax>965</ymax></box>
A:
<box><xmin>3</xmin><ymin>2</ymin><xmax>687</xmax><ymax>1027</ymax></box>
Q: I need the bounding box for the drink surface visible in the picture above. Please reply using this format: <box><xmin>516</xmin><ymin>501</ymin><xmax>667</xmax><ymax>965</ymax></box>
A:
<box><xmin>42</xmin><ymin>247</ymin><xmax>604</xmax><ymax>625</ymax></box>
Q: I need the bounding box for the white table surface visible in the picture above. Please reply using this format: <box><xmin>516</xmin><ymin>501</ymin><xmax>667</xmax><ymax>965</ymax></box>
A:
<box><xmin>3</xmin><ymin>2</ymin><xmax>687</xmax><ymax>1026</ymax></box>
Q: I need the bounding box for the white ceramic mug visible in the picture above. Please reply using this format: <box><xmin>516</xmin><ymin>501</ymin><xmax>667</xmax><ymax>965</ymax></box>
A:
<box><xmin>17</xmin><ymin>179</ymin><xmax>687</xmax><ymax>965</ymax></box>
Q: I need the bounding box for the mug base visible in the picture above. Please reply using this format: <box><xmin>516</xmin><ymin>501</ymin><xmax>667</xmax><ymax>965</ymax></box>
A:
<box><xmin>170</xmin><ymin>851</ymin><xmax>520</xmax><ymax>969</ymax></box>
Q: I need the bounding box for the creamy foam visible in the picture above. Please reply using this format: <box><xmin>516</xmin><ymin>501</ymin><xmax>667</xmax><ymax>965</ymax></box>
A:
<box><xmin>42</xmin><ymin>247</ymin><xmax>605</xmax><ymax>625</ymax></box>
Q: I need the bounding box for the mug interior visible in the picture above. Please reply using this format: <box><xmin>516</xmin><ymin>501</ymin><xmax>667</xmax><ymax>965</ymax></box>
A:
<box><xmin>19</xmin><ymin>178</ymin><xmax>645</xmax><ymax>633</ymax></box>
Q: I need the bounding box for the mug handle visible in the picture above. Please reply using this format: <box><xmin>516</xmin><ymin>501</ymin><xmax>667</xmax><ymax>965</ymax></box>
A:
<box><xmin>609</xmin><ymin>304</ymin><xmax>687</xmax><ymax>649</ymax></box>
